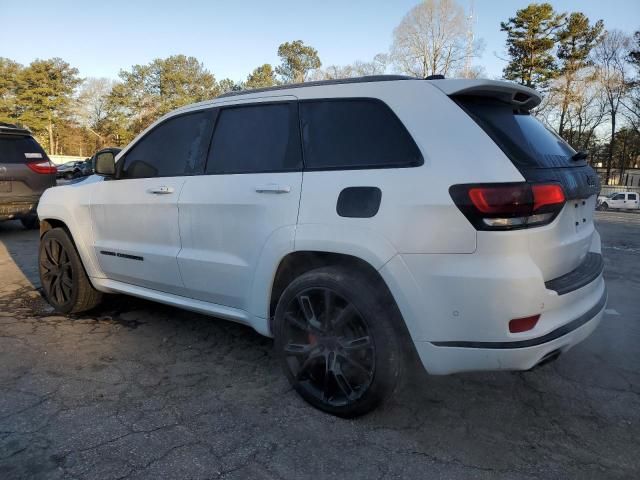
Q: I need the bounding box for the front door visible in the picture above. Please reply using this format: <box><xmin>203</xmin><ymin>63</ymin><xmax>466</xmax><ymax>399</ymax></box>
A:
<box><xmin>90</xmin><ymin>109</ymin><xmax>214</xmax><ymax>294</ymax></box>
<box><xmin>178</xmin><ymin>99</ymin><xmax>303</xmax><ymax>311</ymax></box>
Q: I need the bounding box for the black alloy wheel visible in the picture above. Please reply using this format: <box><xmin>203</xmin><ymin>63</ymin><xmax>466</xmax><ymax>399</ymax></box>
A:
<box><xmin>274</xmin><ymin>266</ymin><xmax>404</xmax><ymax>417</ymax></box>
<box><xmin>40</xmin><ymin>237</ymin><xmax>73</xmax><ymax>306</ymax></box>
<box><xmin>281</xmin><ymin>287</ymin><xmax>375</xmax><ymax>408</ymax></box>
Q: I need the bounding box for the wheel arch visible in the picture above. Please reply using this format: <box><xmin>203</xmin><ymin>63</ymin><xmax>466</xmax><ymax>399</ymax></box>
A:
<box><xmin>267</xmin><ymin>251</ymin><xmax>414</xmax><ymax>346</ymax></box>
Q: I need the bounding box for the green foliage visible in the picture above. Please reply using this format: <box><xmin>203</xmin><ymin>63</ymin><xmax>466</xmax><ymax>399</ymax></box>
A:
<box><xmin>218</xmin><ymin>78</ymin><xmax>242</xmax><ymax>94</ymax></box>
<box><xmin>106</xmin><ymin>55</ymin><xmax>220</xmax><ymax>141</ymax></box>
<box><xmin>501</xmin><ymin>3</ymin><xmax>566</xmax><ymax>89</ymax></box>
<box><xmin>557</xmin><ymin>13</ymin><xmax>604</xmax><ymax>75</ymax></box>
<box><xmin>245</xmin><ymin>64</ymin><xmax>278</xmax><ymax>90</ymax></box>
<box><xmin>13</xmin><ymin>58</ymin><xmax>81</xmax><ymax>151</ymax></box>
<box><xmin>0</xmin><ymin>58</ymin><xmax>22</xmax><ymax>124</ymax></box>
<box><xmin>276</xmin><ymin>41</ymin><xmax>321</xmax><ymax>84</ymax></box>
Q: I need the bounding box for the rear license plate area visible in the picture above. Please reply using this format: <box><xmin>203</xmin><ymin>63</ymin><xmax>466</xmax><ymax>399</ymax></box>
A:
<box><xmin>572</xmin><ymin>197</ymin><xmax>593</xmax><ymax>232</ymax></box>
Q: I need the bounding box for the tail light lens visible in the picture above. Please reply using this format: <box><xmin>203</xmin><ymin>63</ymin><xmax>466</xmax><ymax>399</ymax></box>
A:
<box><xmin>449</xmin><ymin>182</ymin><xmax>565</xmax><ymax>230</ymax></box>
<box><xmin>27</xmin><ymin>160</ymin><xmax>57</xmax><ymax>174</ymax></box>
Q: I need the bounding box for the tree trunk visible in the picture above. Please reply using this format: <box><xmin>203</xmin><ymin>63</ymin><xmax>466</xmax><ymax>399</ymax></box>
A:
<box><xmin>48</xmin><ymin>118</ymin><xmax>54</xmax><ymax>155</ymax></box>
<box><xmin>606</xmin><ymin>111</ymin><xmax>616</xmax><ymax>185</ymax></box>
<box><xmin>618</xmin><ymin>134</ymin><xmax>627</xmax><ymax>185</ymax></box>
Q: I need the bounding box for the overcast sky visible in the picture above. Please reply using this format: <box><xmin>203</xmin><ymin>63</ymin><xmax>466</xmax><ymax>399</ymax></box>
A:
<box><xmin>2</xmin><ymin>0</ymin><xmax>638</xmax><ymax>81</ymax></box>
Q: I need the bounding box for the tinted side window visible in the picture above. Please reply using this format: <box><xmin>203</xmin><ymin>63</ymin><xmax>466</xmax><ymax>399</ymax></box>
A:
<box><xmin>628</xmin><ymin>193</ymin><xmax>637</xmax><ymax>200</ymax></box>
<box><xmin>206</xmin><ymin>103</ymin><xmax>301</xmax><ymax>174</ymax></box>
<box><xmin>299</xmin><ymin>99</ymin><xmax>422</xmax><ymax>170</ymax></box>
<box><xmin>0</xmin><ymin>136</ymin><xmax>48</xmax><ymax>164</ymax></box>
<box><xmin>120</xmin><ymin>110</ymin><xmax>213</xmax><ymax>179</ymax></box>
<box><xmin>612</xmin><ymin>194</ymin><xmax>624</xmax><ymax>200</ymax></box>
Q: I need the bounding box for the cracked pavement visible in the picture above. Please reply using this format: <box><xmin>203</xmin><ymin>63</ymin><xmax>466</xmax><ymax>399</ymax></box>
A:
<box><xmin>0</xmin><ymin>211</ymin><xmax>638</xmax><ymax>479</ymax></box>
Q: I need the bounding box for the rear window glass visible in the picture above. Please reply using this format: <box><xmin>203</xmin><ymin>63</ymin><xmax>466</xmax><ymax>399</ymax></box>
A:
<box><xmin>0</xmin><ymin>136</ymin><xmax>48</xmax><ymax>164</ymax></box>
<box><xmin>456</xmin><ymin>96</ymin><xmax>576</xmax><ymax>168</ymax></box>
<box><xmin>299</xmin><ymin>99</ymin><xmax>422</xmax><ymax>170</ymax></box>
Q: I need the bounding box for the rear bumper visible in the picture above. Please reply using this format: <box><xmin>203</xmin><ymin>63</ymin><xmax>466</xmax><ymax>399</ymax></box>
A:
<box><xmin>379</xmin><ymin>246</ymin><xmax>607</xmax><ymax>375</ymax></box>
<box><xmin>0</xmin><ymin>198</ymin><xmax>39</xmax><ymax>220</ymax></box>
<box><xmin>415</xmin><ymin>288</ymin><xmax>605</xmax><ymax>374</ymax></box>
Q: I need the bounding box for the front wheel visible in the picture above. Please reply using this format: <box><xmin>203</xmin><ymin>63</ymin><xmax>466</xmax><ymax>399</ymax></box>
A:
<box><xmin>600</xmin><ymin>202</ymin><xmax>609</xmax><ymax>211</ymax></box>
<box><xmin>274</xmin><ymin>266</ymin><xmax>404</xmax><ymax>417</ymax></box>
<box><xmin>39</xmin><ymin>228</ymin><xmax>102</xmax><ymax>313</ymax></box>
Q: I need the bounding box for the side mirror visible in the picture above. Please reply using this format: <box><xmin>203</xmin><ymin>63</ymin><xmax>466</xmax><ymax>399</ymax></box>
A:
<box><xmin>94</xmin><ymin>151</ymin><xmax>116</xmax><ymax>176</ymax></box>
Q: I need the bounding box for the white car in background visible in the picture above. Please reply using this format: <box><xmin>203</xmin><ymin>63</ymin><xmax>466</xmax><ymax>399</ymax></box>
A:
<box><xmin>36</xmin><ymin>76</ymin><xmax>606</xmax><ymax>417</ymax></box>
<box><xmin>597</xmin><ymin>191</ymin><xmax>640</xmax><ymax>210</ymax></box>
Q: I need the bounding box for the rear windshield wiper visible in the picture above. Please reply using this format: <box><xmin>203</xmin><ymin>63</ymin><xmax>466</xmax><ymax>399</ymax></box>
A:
<box><xmin>571</xmin><ymin>151</ymin><xmax>588</xmax><ymax>161</ymax></box>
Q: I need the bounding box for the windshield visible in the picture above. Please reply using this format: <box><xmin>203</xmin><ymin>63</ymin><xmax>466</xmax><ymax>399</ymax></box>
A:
<box><xmin>456</xmin><ymin>96</ymin><xmax>578</xmax><ymax>168</ymax></box>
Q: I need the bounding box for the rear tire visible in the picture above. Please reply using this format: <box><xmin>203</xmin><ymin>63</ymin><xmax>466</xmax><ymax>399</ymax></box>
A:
<box><xmin>274</xmin><ymin>266</ymin><xmax>404</xmax><ymax>418</ymax></box>
<box><xmin>20</xmin><ymin>215</ymin><xmax>39</xmax><ymax>230</ymax></box>
<box><xmin>39</xmin><ymin>228</ymin><xmax>102</xmax><ymax>314</ymax></box>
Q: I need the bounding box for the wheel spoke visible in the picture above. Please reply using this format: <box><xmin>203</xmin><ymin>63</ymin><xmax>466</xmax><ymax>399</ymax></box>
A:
<box><xmin>339</xmin><ymin>353</ymin><xmax>372</xmax><ymax>378</ymax></box>
<box><xmin>51</xmin><ymin>240</ymin><xmax>61</xmax><ymax>264</ymax></box>
<box><xmin>340</xmin><ymin>336</ymin><xmax>372</xmax><ymax>352</ymax></box>
<box><xmin>331</xmin><ymin>359</ymin><xmax>356</xmax><ymax>399</ymax></box>
<box><xmin>332</xmin><ymin>304</ymin><xmax>356</xmax><ymax>331</ymax></box>
<box><xmin>297</xmin><ymin>295</ymin><xmax>322</xmax><ymax>330</ymax></box>
<box><xmin>53</xmin><ymin>278</ymin><xmax>64</xmax><ymax>304</ymax></box>
<box><xmin>284</xmin><ymin>342</ymin><xmax>314</xmax><ymax>357</ymax></box>
<box><xmin>284</xmin><ymin>312</ymin><xmax>310</xmax><ymax>332</ymax></box>
<box><xmin>45</xmin><ymin>241</ymin><xmax>57</xmax><ymax>266</ymax></box>
<box><xmin>322</xmin><ymin>351</ymin><xmax>334</xmax><ymax>401</ymax></box>
<box><xmin>323</xmin><ymin>290</ymin><xmax>333</xmax><ymax>331</ymax></box>
<box><xmin>296</xmin><ymin>350</ymin><xmax>322</xmax><ymax>380</ymax></box>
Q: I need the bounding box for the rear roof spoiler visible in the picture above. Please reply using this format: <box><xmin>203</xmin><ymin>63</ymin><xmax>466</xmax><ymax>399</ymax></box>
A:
<box><xmin>430</xmin><ymin>79</ymin><xmax>541</xmax><ymax>110</ymax></box>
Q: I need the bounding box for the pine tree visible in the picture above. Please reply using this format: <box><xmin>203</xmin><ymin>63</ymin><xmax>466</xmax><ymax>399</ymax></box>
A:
<box><xmin>276</xmin><ymin>41</ymin><xmax>321</xmax><ymax>84</ymax></box>
<box><xmin>501</xmin><ymin>3</ymin><xmax>566</xmax><ymax>89</ymax></box>
<box><xmin>555</xmin><ymin>13</ymin><xmax>604</xmax><ymax>136</ymax></box>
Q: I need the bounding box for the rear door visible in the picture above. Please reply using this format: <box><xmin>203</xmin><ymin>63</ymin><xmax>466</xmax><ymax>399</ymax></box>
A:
<box><xmin>90</xmin><ymin>110</ymin><xmax>214</xmax><ymax>294</ymax></box>
<box><xmin>178</xmin><ymin>99</ymin><xmax>303</xmax><ymax>310</ymax></box>
<box><xmin>455</xmin><ymin>96</ymin><xmax>601</xmax><ymax>280</ymax></box>
<box><xmin>626</xmin><ymin>193</ymin><xmax>639</xmax><ymax>209</ymax></box>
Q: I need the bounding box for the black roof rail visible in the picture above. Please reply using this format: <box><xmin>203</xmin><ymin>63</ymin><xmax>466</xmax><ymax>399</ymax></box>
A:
<box><xmin>425</xmin><ymin>74</ymin><xmax>445</xmax><ymax>80</ymax></box>
<box><xmin>216</xmin><ymin>75</ymin><xmax>420</xmax><ymax>99</ymax></box>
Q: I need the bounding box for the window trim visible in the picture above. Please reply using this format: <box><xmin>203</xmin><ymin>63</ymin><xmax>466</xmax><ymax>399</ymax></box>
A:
<box><xmin>297</xmin><ymin>97</ymin><xmax>424</xmax><ymax>172</ymax></box>
<box><xmin>115</xmin><ymin>108</ymin><xmax>217</xmax><ymax>180</ymax></box>
<box><xmin>202</xmin><ymin>100</ymin><xmax>303</xmax><ymax>176</ymax></box>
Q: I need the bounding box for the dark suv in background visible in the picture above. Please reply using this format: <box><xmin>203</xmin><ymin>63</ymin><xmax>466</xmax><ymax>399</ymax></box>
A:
<box><xmin>0</xmin><ymin>123</ymin><xmax>57</xmax><ymax>229</ymax></box>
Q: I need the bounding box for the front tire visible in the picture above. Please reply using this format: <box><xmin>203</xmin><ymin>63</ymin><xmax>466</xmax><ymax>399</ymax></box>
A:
<box><xmin>39</xmin><ymin>228</ymin><xmax>102</xmax><ymax>314</ymax></box>
<box><xmin>274</xmin><ymin>266</ymin><xmax>404</xmax><ymax>417</ymax></box>
<box><xmin>600</xmin><ymin>202</ymin><xmax>609</xmax><ymax>211</ymax></box>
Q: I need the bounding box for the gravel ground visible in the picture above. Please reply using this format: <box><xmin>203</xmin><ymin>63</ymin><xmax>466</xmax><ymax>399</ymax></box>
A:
<box><xmin>0</xmin><ymin>211</ymin><xmax>638</xmax><ymax>479</ymax></box>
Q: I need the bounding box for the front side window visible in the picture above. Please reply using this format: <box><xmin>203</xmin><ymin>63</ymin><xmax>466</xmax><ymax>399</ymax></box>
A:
<box><xmin>612</xmin><ymin>194</ymin><xmax>625</xmax><ymax>200</ymax></box>
<box><xmin>299</xmin><ymin>99</ymin><xmax>422</xmax><ymax>170</ymax></box>
<box><xmin>206</xmin><ymin>103</ymin><xmax>301</xmax><ymax>174</ymax></box>
<box><xmin>120</xmin><ymin>110</ymin><xmax>214</xmax><ymax>179</ymax></box>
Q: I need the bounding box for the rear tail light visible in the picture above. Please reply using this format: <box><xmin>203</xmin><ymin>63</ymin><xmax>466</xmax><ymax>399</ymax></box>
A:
<box><xmin>449</xmin><ymin>182</ymin><xmax>565</xmax><ymax>230</ymax></box>
<box><xmin>509</xmin><ymin>314</ymin><xmax>540</xmax><ymax>333</ymax></box>
<box><xmin>27</xmin><ymin>160</ymin><xmax>57</xmax><ymax>174</ymax></box>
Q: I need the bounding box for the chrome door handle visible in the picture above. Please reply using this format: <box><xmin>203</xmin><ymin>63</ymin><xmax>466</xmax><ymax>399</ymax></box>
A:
<box><xmin>148</xmin><ymin>186</ymin><xmax>174</xmax><ymax>195</ymax></box>
<box><xmin>255</xmin><ymin>184</ymin><xmax>291</xmax><ymax>194</ymax></box>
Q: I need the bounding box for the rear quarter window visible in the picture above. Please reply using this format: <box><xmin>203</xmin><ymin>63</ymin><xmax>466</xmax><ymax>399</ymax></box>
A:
<box><xmin>455</xmin><ymin>96</ymin><xmax>577</xmax><ymax>168</ymax></box>
<box><xmin>299</xmin><ymin>99</ymin><xmax>423</xmax><ymax>170</ymax></box>
<box><xmin>0</xmin><ymin>136</ymin><xmax>48</xmax><ymax>164</ymax></box>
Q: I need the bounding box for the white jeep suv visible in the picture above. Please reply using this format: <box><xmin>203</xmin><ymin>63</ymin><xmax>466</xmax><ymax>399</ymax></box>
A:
<box><xmin>37</xmin><ymin>76</ymin><xmax>606</xmax><ymax>417</ymax></box>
